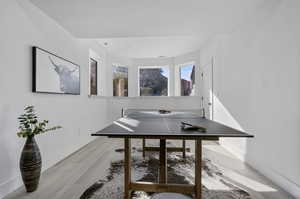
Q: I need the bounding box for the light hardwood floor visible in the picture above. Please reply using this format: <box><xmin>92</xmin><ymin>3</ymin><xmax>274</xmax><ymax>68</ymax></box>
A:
<box><xmin>5</xmin><ymin>138</ymin><xmax>295</xmax><ymax>199</ymax></box>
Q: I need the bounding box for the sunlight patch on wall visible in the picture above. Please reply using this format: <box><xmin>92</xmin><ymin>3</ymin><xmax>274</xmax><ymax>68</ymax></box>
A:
<box><xmin>213</xmin><ymin>93</ymin><xmax>248</xmax><ymax>161</ymax></box>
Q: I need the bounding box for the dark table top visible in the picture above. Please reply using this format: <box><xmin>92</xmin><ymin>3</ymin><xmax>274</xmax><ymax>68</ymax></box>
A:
<box><xmin>91</xmin><ymin>111</ymin><xmax>253</xmax><ymax>140</ymax></box>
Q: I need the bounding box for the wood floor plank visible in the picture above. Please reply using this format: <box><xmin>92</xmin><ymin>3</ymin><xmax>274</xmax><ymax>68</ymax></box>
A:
<box><xmin>4</xmin><ymin>138</ymin><xmax>295</xmax><ymax>199</ymax></box>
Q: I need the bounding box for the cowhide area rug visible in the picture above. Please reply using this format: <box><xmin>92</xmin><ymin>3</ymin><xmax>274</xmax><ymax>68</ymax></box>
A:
<box><xmin>80</xmin><ymin>145</ymin><xmax>251</xmax><ymax>199</ymax></box>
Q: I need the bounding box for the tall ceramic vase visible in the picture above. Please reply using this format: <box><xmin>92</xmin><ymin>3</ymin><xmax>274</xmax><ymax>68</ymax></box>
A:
<box><xmin>20</xmin><ymin>136</ymin><xmax>42</xmax><ymax>192</ymax></box>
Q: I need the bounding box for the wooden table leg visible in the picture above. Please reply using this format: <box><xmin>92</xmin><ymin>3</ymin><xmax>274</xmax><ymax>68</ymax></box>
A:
<box><xmin>195</xmin><ymin>139</ymin><xmax>202</xmax><ymax>199</ymax></box>
<box><xmin>159</xmin><ymin>139</ymin><xmax>167</xmax><ymax>184</ymax></box>
<box><xmin>182</xmin><ymin>140</ymin><xmax>186</xmax><ymax>159</ymax></box>
<box><xmin>142</xmin><ymin>138</ymin><xmax>146</xmax><ymax>158</ymax></box>
<box><xmin>124</xmin><ymin>138</ymin><xmax>132</xmax><ymax>199</ymax></box>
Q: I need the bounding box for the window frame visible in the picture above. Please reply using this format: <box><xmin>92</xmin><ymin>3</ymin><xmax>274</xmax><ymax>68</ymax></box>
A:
<box><xmin>175</xmin><ymin>61</ymin><xmax>196</xmax><ymax>97</ymax></box>
<box><xmin>89</xmin><ymin>58</ymin><xmax>98</xmax><ymax>96</ymax></box>
<box><xmin>112</xmin><ymin>64</ymin><xmax>129</xmax><ymax>97</ymax></box>
<box><xmin>138</xmin><ymin>65</ymin><xmax>170</xmax><ymax>97</ymax></box>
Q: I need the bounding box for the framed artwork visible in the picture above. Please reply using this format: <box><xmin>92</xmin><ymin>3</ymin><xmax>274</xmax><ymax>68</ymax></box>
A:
<box><xmin>32</xmin><ymin>46</ymin><xmax>80</xmax><ymax>95</ymax></box>
<box><xmin>90</xmin><ymin>58</ymin><xmax>98</xmax><ymax>95</ymax></box>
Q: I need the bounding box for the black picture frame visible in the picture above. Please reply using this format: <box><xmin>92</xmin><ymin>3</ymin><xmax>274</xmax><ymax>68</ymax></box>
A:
<box><xmin>32</xmin><ymin>46</ymin><xmax>80</xmax><ymax>95</ymax></box>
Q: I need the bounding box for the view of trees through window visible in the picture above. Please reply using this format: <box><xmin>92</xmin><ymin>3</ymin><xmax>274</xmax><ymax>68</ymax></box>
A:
<box><xmin>180</xmin><ymin>65</ymin><xmax>195</xmax><ymax>96</ymax></box>
<box><xmin>139</xmin><ymin>67</ymin><xmax>169</xmax><ymax>96</ymax></box>
<box><xmin>113</xmin><ymin>65</ymin><xmax>128</xmax><ymax>96</ymax></box>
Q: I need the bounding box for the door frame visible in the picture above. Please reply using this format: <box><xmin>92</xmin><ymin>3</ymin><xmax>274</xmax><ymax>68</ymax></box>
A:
<box><xmin>201</xmin><ymin>57</ymin><xmax>214</xmax><ymax>120</ymax></box>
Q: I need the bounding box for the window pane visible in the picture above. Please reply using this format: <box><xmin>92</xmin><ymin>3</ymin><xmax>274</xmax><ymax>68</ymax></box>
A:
<box><xmin>180</xmin><ymin>65</ymin><xmax>195</xmax><ymax>96</ymax></box>
<box><xmin>139</xmin><ymin>67</ymin><xmax>169</xmax><ymax>96</ymax></box>
<box><xmin>113</xmin><ymin>65</ymin><xmax>128</xmax><ymax>96</ymax></box>
<box><xmin>90</xmin><ymin>58</ymin><xmax>97</xmax><ymax>95</ymax></box>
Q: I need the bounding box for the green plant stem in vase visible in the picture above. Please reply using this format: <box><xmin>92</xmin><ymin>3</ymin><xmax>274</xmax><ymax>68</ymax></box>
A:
<box><xmin>17</xmin><ymin>105</ymin><xmax>61</xmax><ymax>192</ymax></box>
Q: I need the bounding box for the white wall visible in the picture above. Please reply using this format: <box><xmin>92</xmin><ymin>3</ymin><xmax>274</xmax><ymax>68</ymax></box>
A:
<box><xmin>107</xmin><ymin>96</ymin><xmax>202</xmax><ymax>122</ymax></box>
<box><xmin>200</xmin><ymin>1</ymin><xmax>300</xmax><ymax>198</ymax></box>
<box><xmin>0</xmin><ymin>0</ymin><xmax>110</xmax><ymax>197</ymax></box>
<box><xmin>106</xmin><ymin>52</ymin><xmax>203</xmax><ymax>122</ymax></box>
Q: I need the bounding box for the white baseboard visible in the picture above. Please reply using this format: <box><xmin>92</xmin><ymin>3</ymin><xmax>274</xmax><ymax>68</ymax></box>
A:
<box><xmin>0</xmin><ymin>176</ymin><xmax>22</xmax><ymax>199</ymax></box>
<box><xmin>220</xmin><ymin>139</ymin><xmax>300</xmax><ymax>199</ymax></box>
<box><xmin>248</xmin><ymin>160</ymin><xmax>300</xmax><ymax>199</ymax></box>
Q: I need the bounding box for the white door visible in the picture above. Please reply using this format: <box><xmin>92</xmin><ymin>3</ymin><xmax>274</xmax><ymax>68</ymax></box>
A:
<box><xmin>201</xmin><ymin>58</ymin><xmax>214</xmax><ymax>120</ymax></box>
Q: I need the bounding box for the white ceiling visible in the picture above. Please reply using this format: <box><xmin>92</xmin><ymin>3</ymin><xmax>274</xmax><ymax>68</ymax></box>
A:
<box><xmin>97</xmin><ymin>36</ymin><xmax>208</xmax><ymax>58</ymax></box>
<box><xmin>30</xmin><ymin>0</ymin><xmax>274</xmax><ymax>58</ymax></box>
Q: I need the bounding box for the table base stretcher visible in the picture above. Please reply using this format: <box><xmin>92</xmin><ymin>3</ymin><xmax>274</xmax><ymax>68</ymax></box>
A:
<box><xmin>123</xmin><ymin>138</ymin><xmax>217</xmax><ymax>199</ymax></box>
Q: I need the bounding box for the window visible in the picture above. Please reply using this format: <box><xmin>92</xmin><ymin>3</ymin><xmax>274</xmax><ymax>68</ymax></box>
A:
<box><xmin>90</xmin><ymin>58</ymin><xmax>98</xmax><ymax>95</ymax></box>
<box><xmin>113</xmin><ymin>65</ymin><xmax>128</xmax><ymax>97</ymax></box>
<box><xmin>180</xmin><ymin>64</ymin><xmax>195</xmax><ymax>96</ymax></box>
<box><xmin>139</xmin><ymin>67</ymin><xmax>169</xmax><ymax>96</ymax></box>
